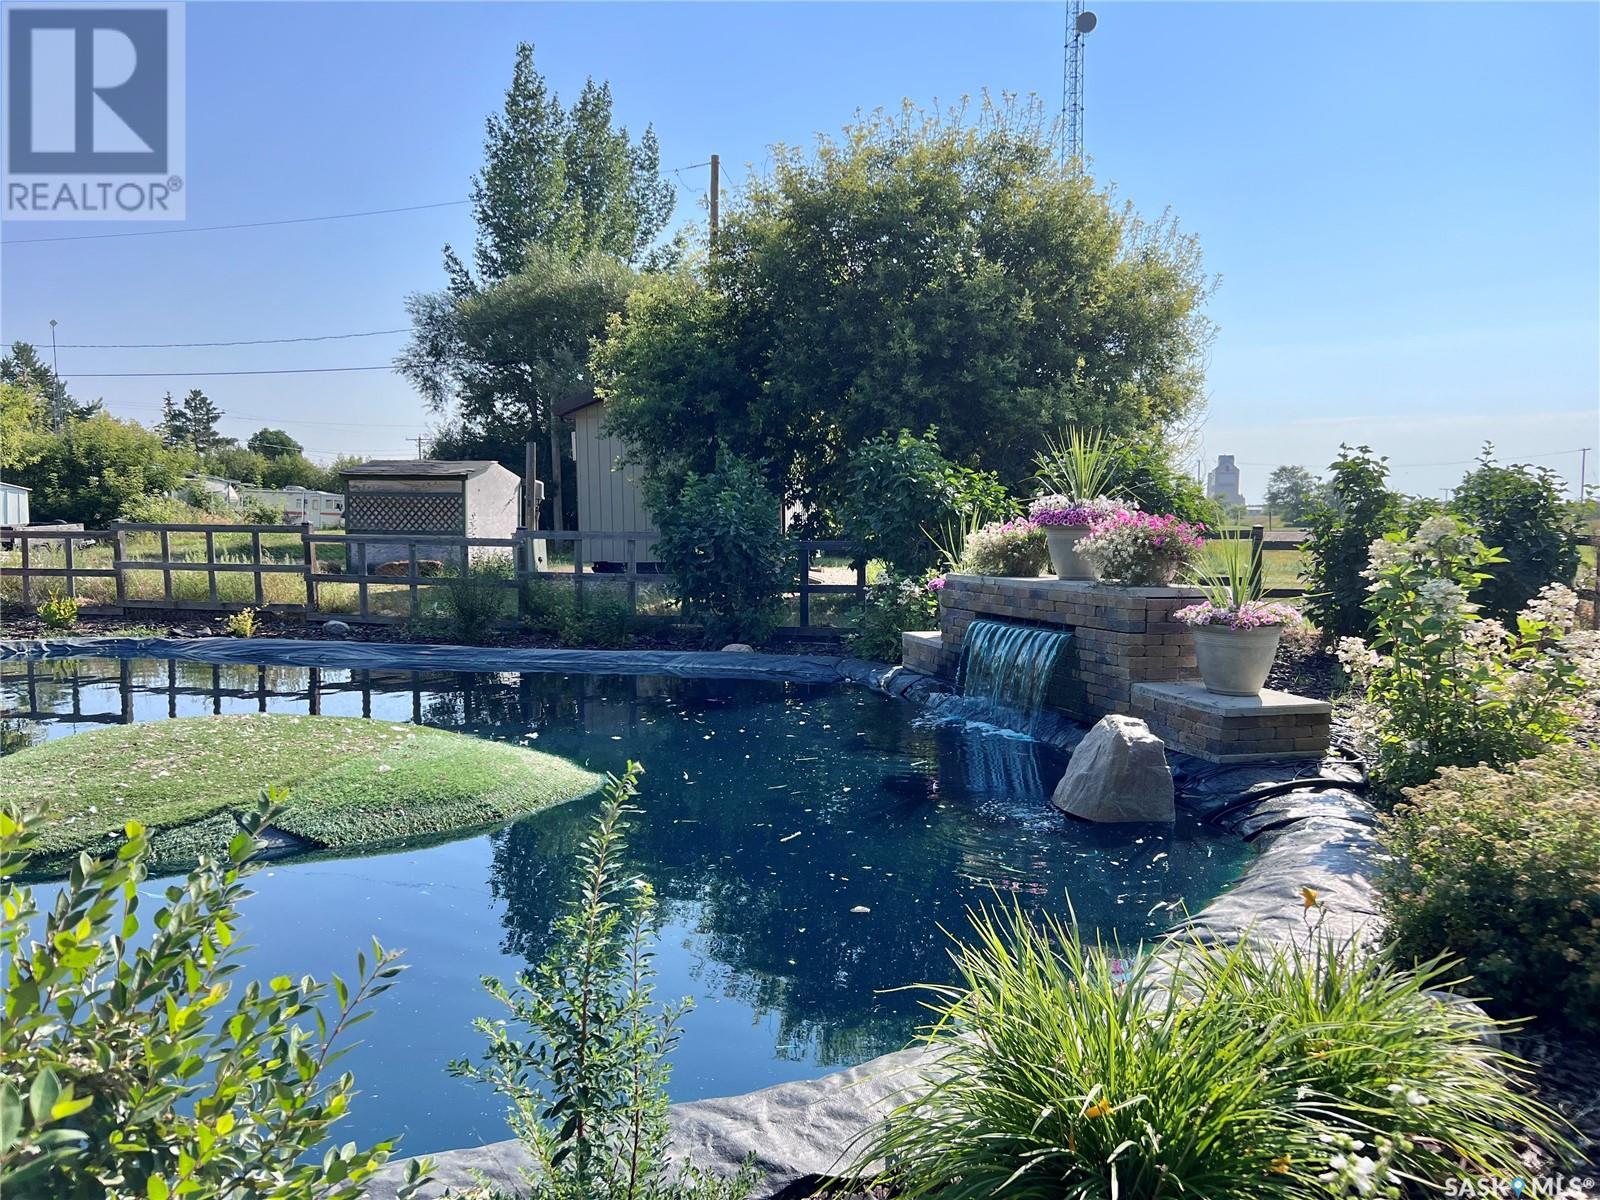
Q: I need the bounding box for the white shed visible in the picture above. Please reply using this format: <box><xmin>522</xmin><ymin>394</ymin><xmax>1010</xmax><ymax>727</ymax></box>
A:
<box><xmin>340</xmin><ymin>459</ymin><xmax>522</xmax><ymax>572</ymax></box>
<box><xmin>0</xmin><ymin>481</ymin><xmax>30</xmax><ymax>526</ymax></box>
<box><xmin>559</xmin><ymin>394</ymin><xmax>658</xmax><ymax>567</ymax></box>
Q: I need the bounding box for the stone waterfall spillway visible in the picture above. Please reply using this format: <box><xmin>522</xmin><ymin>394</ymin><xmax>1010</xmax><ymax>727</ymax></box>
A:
<box><xmin>956</xmin><ymin>619</ymin><xmax>1074</xmax><ymax>720</ymax></box>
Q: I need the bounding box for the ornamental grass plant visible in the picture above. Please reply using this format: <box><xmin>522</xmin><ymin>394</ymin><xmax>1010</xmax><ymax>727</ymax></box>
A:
<box><xmin>845</xmin><ymin>901</ymin><xmax>1572</xmax><ymax>1200</ymax></box>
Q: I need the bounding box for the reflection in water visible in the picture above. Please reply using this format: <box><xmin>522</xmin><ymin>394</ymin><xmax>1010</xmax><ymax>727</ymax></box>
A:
<box><xmin>1</xmin><ymin>656</ymin><xmax>1251</xmax><ymax>1153</ymax></box>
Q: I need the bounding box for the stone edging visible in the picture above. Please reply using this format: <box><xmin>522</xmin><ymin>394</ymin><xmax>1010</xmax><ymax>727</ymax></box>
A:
<box><xmin>0</xmin><ymin>637</ymin><xmax>1375</xmax><ymax>1200</ymax></box>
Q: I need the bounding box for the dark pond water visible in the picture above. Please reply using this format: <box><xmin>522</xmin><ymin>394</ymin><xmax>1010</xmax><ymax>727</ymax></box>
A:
<box><xmin>1</xmin><ymin>655</ymin><xmax>1251</xmax><ymax>1155</ymax></box>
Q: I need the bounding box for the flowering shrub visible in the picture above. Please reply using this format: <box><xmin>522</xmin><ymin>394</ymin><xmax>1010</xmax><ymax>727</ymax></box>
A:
<box><xmin>1078</xmin><ymin>511</ymin><xmax>1204</xmax><ymax>586</ymax></box>
<box><xmin>1174</xmin><ymin>599</ymin><xmax>1301</xmax><ymax>630</ymax></box>
<box><xmin>1026</xmin><ymin>494</ymin><xmax>1123</xmax><ymax>529</ymax></box>
<box><xmin>1337</xmin><ymin>516</ymin><xmax>1600</xmax><ymax>796</ymax></box>
<box><xmin>956</xmin><ymin>518</ymin><xmax>1047</xmax><ymax>578</ymax></box>
<box><xmin>1377</xmin><ymin>744</ymin><xmax>1600</xmax><ymax>1034</ymax></box>
<box><xmin>849</xmin><ymin>573</ymin><xmax>940</xmax><ymax>662</ymax></box>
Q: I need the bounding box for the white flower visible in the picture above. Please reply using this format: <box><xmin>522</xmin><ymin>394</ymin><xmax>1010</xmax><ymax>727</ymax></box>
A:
<box><xmin>1417</xmin><ymin>577</ymin><xmax>1467</xmax><ymax>617</ymax></box>
<box><xmin>1413</xmin><ymin>514</ymin><xmax>1460</xmax><ymax>548</ymax></box>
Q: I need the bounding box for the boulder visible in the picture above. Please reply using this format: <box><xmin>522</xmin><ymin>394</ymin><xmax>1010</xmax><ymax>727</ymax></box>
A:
<box><xmin>321</xmin><ymin>619</ymin><xmax>352</xmax><ymax>639</ymax></box>
<box><xmin>720</xmin><ymin>643</ymin><xmax>755</xmax><ymax>653</ymax></box>
<box><xmin>1052</xmin><ymin>715</ymin><xmax>1174</xmax><ymax>822</ymax></box>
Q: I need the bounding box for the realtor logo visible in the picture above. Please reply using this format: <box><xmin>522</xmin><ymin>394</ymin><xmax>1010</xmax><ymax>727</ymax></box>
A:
<box><xmin>3</xmin><ymin>2</ymin><xmax>186</xmax><ymax>219</ymax></box>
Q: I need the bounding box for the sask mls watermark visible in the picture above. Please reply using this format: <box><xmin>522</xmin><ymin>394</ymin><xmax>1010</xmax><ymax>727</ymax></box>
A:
<box><xmin>3</xmin><ymin>2</ymin><xmax>185</xmax><ymax>219</ymax></box>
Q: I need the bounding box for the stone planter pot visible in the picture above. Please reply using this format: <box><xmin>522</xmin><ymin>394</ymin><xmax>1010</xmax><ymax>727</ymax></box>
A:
<box><xmin>1044</xmin><ymin>527</ymin><xmax>1096</xmax><ymax>581</ymax></box>
<box><xmin>1191</xmin><ymin>623</ymin><xmax>1284</xmax><ymax>696</ymax></box>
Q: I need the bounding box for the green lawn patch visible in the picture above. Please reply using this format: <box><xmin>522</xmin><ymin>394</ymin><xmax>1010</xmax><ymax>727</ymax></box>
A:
<box><xmin>1</xmin><ymin>714</ymin><xmax>603</xmax><ymax>875</ymax></box>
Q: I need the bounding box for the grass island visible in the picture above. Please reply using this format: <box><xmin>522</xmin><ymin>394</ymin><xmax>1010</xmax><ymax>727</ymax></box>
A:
<box><xmin>1</xmin><ymin>713</ymin><xmax>603</xmax><ymax>875</ymax></box>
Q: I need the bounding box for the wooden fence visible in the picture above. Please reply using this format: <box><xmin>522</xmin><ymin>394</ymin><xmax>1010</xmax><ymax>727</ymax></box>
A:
<box><xmin>3</xmin><ymin>521</ymin><xmax>1594</xmax><ymax>631</ymax></box>
<box><xmin>0</xmin><ymin>523</ymin><xmax>868</xmax><ymax>632</ymax></box>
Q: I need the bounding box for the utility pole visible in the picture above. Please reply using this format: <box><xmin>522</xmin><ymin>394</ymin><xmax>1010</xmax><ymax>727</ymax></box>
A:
<box><xmin>411</xmin><ymin>435</ymin><xmax>427</xmax><ymax>459</ymax></box>
<box><xmin>1580</xmin><ymin>447</ymin><xmax>1591</xmax><ymax>501</ymax></box>
<box><xmin>709</xmin><ymin>154</ymin><xmax>720</xmax><ymax>244</ymax></box>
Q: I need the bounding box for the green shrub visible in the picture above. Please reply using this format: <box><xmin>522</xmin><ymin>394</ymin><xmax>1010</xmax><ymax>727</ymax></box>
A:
<box><xmin>437</xmin><ymin>555</ymin><xmax>514</xmax><ymax>644</ymax></box>
<box><xmin>521</xmin><ymin>580</ymin><xmax>634</xmax><ymax>647</ymax></box>
<box><xmin>846</xmin><ymin>902</ymin><xmax>1569</xmax><ymax>1199</ymax></box>
<box><xmin>1336</xmin><ymin>516</ymin><xmax>1596</xmax><ymax>796</ymax></box>
<box><xmin>956</xmin><ymin>518</ymin><xmax>1047</xmax><ymax>577</ymax></box>
<box><xmin>650</xmin><ymin>453</ymin><xmax>792</xmax><ymax>644</ymax></box>
<box><xmin>1105</xmin><ymin>433</ymin><xmax>1221</xmax><ymax>527</ymax></box>
<box><xmin>1451</xmin><ymin>448</ymin><xmax>1580</xmax><ymax>623</ymax></box>
<box><xmin>848</xmin><ymin>574</ymin><xmax>938</xmax><ymax>663</ymax></box>
<box><xmin>838</xmin><ymin>429</ymin><xmax>1011</xmax><ymax>577</ymax></box>
<box><xmin>223</xmin><ymin>606</ymin><xmax>258</xmax><ymax>637</ymax></box>
<box><xmin>0</xmin><ymin>797</ymin><xmax>429</xmax><ymax>1198</ymax></box>
<box><xmin>450</xmin><ymin>765</ymin><xmax>753</xmax><ymax>1200</ymax></box>
<box><xmin>36</xmin><ymin>589</ymin><xmax>78</xmax><ymax>630</ymax></box>
<box><xmin>1301</xmin><ymin>445</ymin><xmax>1402</xmax><ymax>638</ymax></box>
<box><xmin>1378</xmin><ymin>745</ymin><xmax>1600</xmax><ymax>1034</ymax></box>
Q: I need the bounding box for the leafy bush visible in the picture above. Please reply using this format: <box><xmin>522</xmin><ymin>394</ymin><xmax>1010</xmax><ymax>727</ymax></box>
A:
<box><xmin>848</xmin><ymin>574</ymin><xmax>939</xmax><ymax>663</ymax></box>
<box><xmin>1078</xmin><ymin>510</ymin><xmax>1204</xmax><ymax>585</ymax></box>
<box><xmin>1105</xmin><ymin>433</ymin><xmax>1221</xmax><ymax>527</ymax></box>
<box><xmin>650</xmin><ymin>453</ymin><xmax>792</xmax><ymax>644</ymax></box>
<box><xmin>522</xmin><ymin>580</ymin><xmax>633</xmax><ymax>647</ymax></box>
<box><xmin>437</xmin><ymin>555</ymin><xmax>514</xmax><ymax>644</ymax></box>
<box><xmin>846</xmin><ymin>901</ymin><xmax>1569</xmax><ymax>1199</ymax></box>
<box><xmin>36</xmin><ymin>589</ymin><xmax>78</xmax><ymax>631</ymax></box>
<box><xmin>118</xmin><ymin>494</ymin><xmax>237</xmax><ymax>526</ymax></box>
<box><xmin>1336</xmin><ymin>517</ymin><xmax>1598</xmax><ymax>796</ymax></box>
<box><xmin>956</xmin><ymin>518</ymin><xmax>1047</xmax><ymax>577</ymax></box>
<box><xmin>450</xmin><ymin>765</ymin><xmax>753</xmax><ymax>1200</ymax></box>
<box><xmin>11</xmin><ymin>414</ymin><xmax>188</xmax><ymax>528</ymax></box>
<box><xmin>1378</xmin><ymin>745</ymin><xmax>1600</xmax><ymax>1034</ymax></box>
<box><xmin>0</xmin><ymin>797</ymin><xmax>428</xmax><ymax>1198</ymax></box>
<box><xmin>223</xmin><ymin>607</ymin><xmax>258</xmax><ymax>637</ymax></box>
<box><xmin>838</xmin><ymin>429</ymin><xmax>1011</xmax><ymax>576</ymax></box>
<box><xmin>1451</xmin><ymin>448</ymin><xmax>1580</xmax><ymax>623</ymax></box>
<box><xmin>1301</xmin><ymin>445</ymin><xmax>1402</xmax><ymax>638</ymax></box>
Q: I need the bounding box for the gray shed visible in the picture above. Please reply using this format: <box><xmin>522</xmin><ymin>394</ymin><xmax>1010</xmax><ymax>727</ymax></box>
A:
<box><xmin>559</xmin><ymin>394</ymin><xmax>658</xmax><ymax>567</ymax></box>
<box><xmin>340</xmin><ymin>460</ymin><xmax>521</xmax><ymax>573</ymax></box>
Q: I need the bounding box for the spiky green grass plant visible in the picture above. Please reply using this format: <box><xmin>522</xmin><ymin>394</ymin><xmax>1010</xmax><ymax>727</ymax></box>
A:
<box><xmin>846</xmin><ymin>902</ymin><xmax>1573</xmax><ymax>1199</ymax></box>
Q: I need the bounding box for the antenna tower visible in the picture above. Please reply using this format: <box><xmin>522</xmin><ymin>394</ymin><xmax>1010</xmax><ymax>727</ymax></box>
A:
<box><xmin>1062</xmin><ymin>1</ymin><xmax>1096</xmax><ymax>168</ymax></box>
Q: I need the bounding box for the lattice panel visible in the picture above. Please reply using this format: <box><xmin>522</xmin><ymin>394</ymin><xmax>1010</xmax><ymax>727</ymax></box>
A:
<box><xmin>346</xmin><ymin>492</ymin><xmax>465</xmax><ymax>535</ymax></box>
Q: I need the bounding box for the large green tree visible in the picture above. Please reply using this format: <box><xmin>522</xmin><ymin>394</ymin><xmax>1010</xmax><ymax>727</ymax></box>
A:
<box><xmin>1263</xmin><ymin>465</ymin><xmax>1324</xmax><ymax>525</ymax></box>
<box><xmin>594</xmin><ymin>100</ymin><xmax>1215</xmax><ymax>518</ymax></box>
<box><xmin>0</xmin><ymin>343</ymin><xmax>99</xmax><ymax>430</ymax></box>
<box><xmin>399</xmin><ymin>44</ymin><xmax>670</xmax><ymax>525</ymax></box>
<box><xmin>246</xmin><ymin>427</ymin><xmax>302</xmax><ymax>459</ymax></box>
<box><xmin>1450</xmin><ymin>448</ymin><xmax>1579</xmax><ymax>622</ymax></box>
<box><xmin>10</xmin><ymin>414</ymin><xmax>184</xmax><ymax>526</ymax></box>
<box><xmin>466</xmin><ymin>43</ymin><xmax>673</xmax><ymax>280</ymax></box>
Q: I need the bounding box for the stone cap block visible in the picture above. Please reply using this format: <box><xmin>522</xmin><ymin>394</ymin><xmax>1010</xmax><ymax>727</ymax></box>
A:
<box><xmin>1132</xmin><ymin>681</ymin><xmax>1332</xmax><ymax>717</ymax></box>
<box><xmin>943</xmin><ymin>575</ymin><xmax>1203</xmax><ymax>599</ymax></box>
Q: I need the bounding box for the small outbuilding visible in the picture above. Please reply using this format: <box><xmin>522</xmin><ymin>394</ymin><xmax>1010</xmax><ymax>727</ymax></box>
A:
<box><xmin>559</xmin><ymin>393</ymin><xmax>659</xmax><ymax>567</ymax></box>
<box><xmin>340</xmin><ymin>459</ymin><xmax>521</xmax><ymax>573</ymax></box>
<box><xmin>0</xmin><ymin>481</ymin><xmax>31</xmax><ymax>527</ymax></box>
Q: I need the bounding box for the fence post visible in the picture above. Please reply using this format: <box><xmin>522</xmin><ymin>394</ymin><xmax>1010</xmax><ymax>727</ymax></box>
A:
<box><xmin>356</xmin><ymin>539</ymin><xmax>369</xmax><ymax>621</ymax></box>
<box><xmin>625</xmin><ymin>537</ymin><xmax>638</xmax><ymax>615</ymax></box>
<box><xmin>1249</xmin><ymin>525</ymin><xmax>1265</xmax><ymax>595</ymax></box>
<box><xmin>798</xmin><ymin>541</ymin><xmax>811</xmax><ymax>628</ymax></box>
<box><xmin>573</xmin><ymin>537</ymin><xmax>586</xmax><ymax>610</ymax></box>
<box><xmin>204</xmin><ymin>529</ymin><xmax>218</xmax><ymax>606</ymax></box>
<box><xmin>19</xmin><ymin>534</ymin><xmax>30</xmax><ymax>607</ymax></box>
<box><xmin>111</xmin><ymin>521</ymin><xmax>127</xmax><ymax>609</ymax></box>
<box><xmin>251</xmin><ymin>530</ymin><xmax>265</xmax><ymax>608</ymax></box>
<box><xmin>300</xmin><ymin>523</ymin><xmax>316</xmax><ymax>614</ymax></box>
<box><xmin>63</xmin><ymin>535</ymin><xmax>76</xmax><ymax>599</ymax></box>
<box><xmin>160</xmin><ymin>527</ymin><xmax>173</xmax><ymax>603</ymax></box>
<box><xmin>408</xmin><ymin>540</ymin><xmax>419</xmax><ymax>621</ymax></box>
<box><xmin>514</xmin><ymin>528</ymin><xmax>531</xmax><ymax>622</ymax></box>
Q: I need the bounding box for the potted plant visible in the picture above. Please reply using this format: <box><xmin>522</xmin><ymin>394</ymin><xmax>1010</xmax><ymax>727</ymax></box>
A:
<box><xmin>1174</xmin><ymin>536</ymin><xmax>1302</xmax><ymax>696</ymax></box>
<box><xmin>1027</xmin><ymin>496</ymin><xmax>1122</xmax><ymax>580</ymax></box>
<box><xmin>1077</xmin><ymin>510</ymin><xmax>1204</xmax><ymax>586</ymax></box>
<box><xmin>1031</xmin><ymin>428</ymin><xmax>1124</xmax><ymax>581</ymax></box>
<box><xmin>955</xmin><ymin>517</ymin><xmax>1049</xmax><ymax>578</ymax></box>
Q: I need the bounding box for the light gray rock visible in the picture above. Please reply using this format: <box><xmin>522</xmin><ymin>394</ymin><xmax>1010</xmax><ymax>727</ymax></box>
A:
<box><xmin>720</xmin><ymin>642</ymin><xmax>755</xmax><ymax>653</ymax></box>
<box><xmin>321</xmin><ymin>620</ymin><xmax>352</xmax><ymax>638</ymax></box>
<box><xmin>1052</xmin><ymin>714</ymin><xmax>1174</xmax><ymax>822</ymax></box>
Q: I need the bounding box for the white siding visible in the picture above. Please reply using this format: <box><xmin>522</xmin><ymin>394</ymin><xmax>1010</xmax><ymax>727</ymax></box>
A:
<box><xmin>0</xmin><ymin>485</ymin><xmax>29</xmax><ymax>526</ymax></box>
<box><xmin>572</xmin><ymin>404</ymin><xmax>657</xmax><ymax>564</ymax></box>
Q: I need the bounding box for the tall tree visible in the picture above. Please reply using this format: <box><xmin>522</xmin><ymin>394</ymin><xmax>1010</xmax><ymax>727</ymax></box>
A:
<box><xmin>0</xmin><ymin>342</ymin><xmax>98</xmax><ymax>430</ymax></box>
<box><xmin>156</xmin><ymin>391</ymin><xmax>188</xmax><ymax>449</ymax></box>
<box><xmin>178</xmin><ymin>389</ymin><xmax>232</xmax><ymax>455</ymax></box>
<box><xmin>1263</xmin><ymin>465</ymin><xmax>1323</xmax><ymax>524</ymax></box>
<box><xmin>466</xmin><ymin>43</ymin><xmax>673</xmax><ymax>280</ymax></box>
<box><xmin>595</xmin><ymin>98</ymin><xmax>1216</xmax><ymax>517</ymax></box>
<box><xmin>247</xmin><ymin>427</ymin><xmax>302</xmax><ymax>459</ymax></box>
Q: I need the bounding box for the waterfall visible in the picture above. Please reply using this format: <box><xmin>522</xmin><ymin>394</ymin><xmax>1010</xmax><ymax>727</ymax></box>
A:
<box><xmin>956</xmin><ymin>619</ymin><xmax>1073</xmax><ymax>719</ymax></box>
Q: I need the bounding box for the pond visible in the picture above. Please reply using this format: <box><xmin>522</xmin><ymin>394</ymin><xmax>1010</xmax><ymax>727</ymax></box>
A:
<box><xmin>1</xmin><ymin>655</ymin><xmax>1252</xmax><ymax>1156</ymax></box>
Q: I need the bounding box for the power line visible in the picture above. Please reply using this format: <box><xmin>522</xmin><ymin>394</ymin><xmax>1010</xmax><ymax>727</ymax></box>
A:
<box><xmin>58</xmin><ymin>365</ymin><xmax>394</xmax><ymax>378</ymax></box>
<box><xmin>57</xmin><ymin>328</ymin><xmax>409</xmax><ymax>349</ymax></box>
<box><xmin>1</xmin><ymin>199</ymin><xmax>470</xmax><ymax>246</ymax></box>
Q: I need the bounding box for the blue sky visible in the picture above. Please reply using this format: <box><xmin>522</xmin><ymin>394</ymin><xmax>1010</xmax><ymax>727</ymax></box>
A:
<box><xmin>2</xmin><ymin>0</ymin><xmax>1596</xmax><ymax>501</ymax></box>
